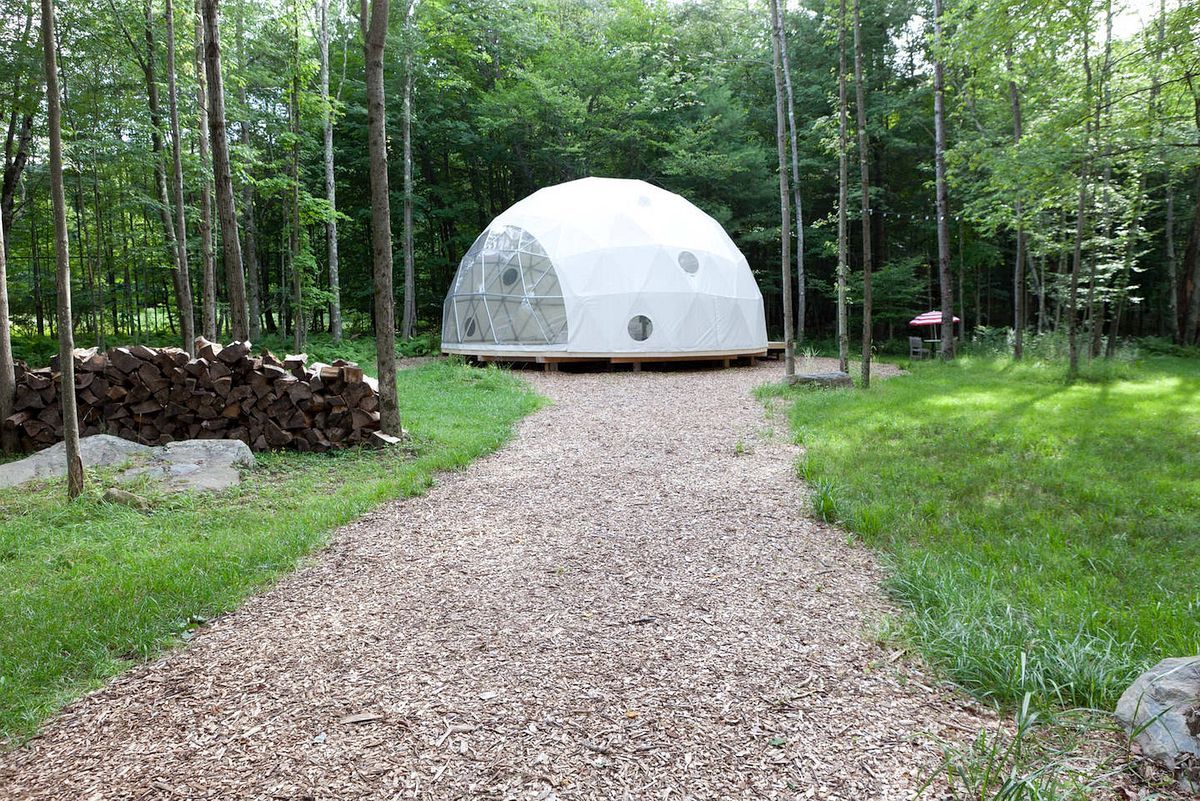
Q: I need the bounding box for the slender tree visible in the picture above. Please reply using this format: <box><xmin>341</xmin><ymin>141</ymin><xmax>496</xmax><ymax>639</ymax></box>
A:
<box><xmin>361</xmin><ymin>0</ymin><xmax>401</xmax><ymax>435</ymax></box>
<box><xmin>932</xmin><ymin>0</ymin><xmax>954</xmax><ymax>358</ymax></box>
<box><xmin>1008</xmin><ymin>57</ymin><xmax>1024</xmax><ymax>360</ymax></box>
<box><xmin>195</xmin><ymin>0</ymin><xmax>216</xmax><ymax>338</ymax></box>
<box><xmin>236</xmin><ymin>0</ymin><xmax>261</xmax><ymax>340</ymax></box>
<box><xmin>853</xmin><ymin>0</ymin><xmax>873</xmax><ymax>387</ymax></box>
<box><xmin>0</xmin><ymin>199</ymin><xmax>13</xmax><ymax>452</ymax></box>
<box><xmin>41</xmin><ymin>0</ymin><xmax>84</xmax><ymax>497</ymax></box>
<box><xmin>165</xmin><ymin>0</ymin><xmax>196</xmax><ymax>354</ymax></box>
<box><xmin>201</xmin><ymin>0</ymin><xmax>250</xmax><ymax>341</ymax></box>
<box><xmin>777</xmin><ymin>6</ymin><xmax>805</xmax><ymax>346</ymax></box>
<box><xmin>289</xmin><ymin>0</ymin><xmax>303</xmax><ymax>353</ymax></box>
<box><xmin>400</xmin><ymin>0</ymin><xmax>417</xmax><ymax>340</ymax></box>
<box><xmin>836</xmin><ymin>0</ymin><xmax>849</xmax><ymax>373</ymax></box>
<box><xmin>319</xmin><ymin>0</ymin><xmax>341</xmax><ymax>343</ymax></box>
<box><xmin>769</xmin><ymin>0</ymin><xmax>795</xmax><ymax>379</ymax></box>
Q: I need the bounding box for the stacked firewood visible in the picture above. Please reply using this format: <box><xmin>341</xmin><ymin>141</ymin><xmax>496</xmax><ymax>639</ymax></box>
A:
<box><xmin>3</xmin><ymin>339</ymin><xmax>396</xmax><ymax>453</ymax></box>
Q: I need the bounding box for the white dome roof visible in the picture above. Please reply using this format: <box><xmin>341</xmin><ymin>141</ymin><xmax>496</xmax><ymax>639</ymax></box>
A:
<box><xmin>442</xmin><ymin>177</ymin><xmax>767</xmax><ymax>357</ymax></box>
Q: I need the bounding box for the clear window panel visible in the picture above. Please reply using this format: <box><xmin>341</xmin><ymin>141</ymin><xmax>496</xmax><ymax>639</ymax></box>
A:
<box><xmin>443</xmin><ymin>225</ymin><xmax>567</xmax><ymax>346</ymax></box>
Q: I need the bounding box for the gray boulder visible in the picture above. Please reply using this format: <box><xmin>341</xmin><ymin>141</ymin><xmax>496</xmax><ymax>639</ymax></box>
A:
<box><xmin>1116</xmin><ymin>656</ymin><xmax>1200</xmax><ymax>790</ymax></box>
<box><xmin>0</xmin><ymin>435</ymin><xmax>152</xmax><ymax>489</ymax></box>
<box><xmin>0</xmin><ymin>434</ymin><xmax>256</xmax><ymax>493</ymax></box>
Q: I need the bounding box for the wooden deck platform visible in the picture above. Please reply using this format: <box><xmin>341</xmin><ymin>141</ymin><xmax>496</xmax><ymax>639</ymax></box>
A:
<box><xmin>443</xmin><ymin>347</ymin><xmax>769</xmax><ymax>372</ymax></box>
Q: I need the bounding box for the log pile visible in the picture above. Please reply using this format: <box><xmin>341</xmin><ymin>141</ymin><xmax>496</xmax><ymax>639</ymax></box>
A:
<box><xmin>3</xmin><ymin>339</ymin><xmax>394</xmax><ymax>453</ymax></box>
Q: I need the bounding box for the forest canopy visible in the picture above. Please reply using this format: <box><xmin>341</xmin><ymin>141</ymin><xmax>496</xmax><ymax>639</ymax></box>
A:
<box><xmin>0</xmin><ymin>0</ymin><xmax>1198</xmax><ymax>355</ymax></box>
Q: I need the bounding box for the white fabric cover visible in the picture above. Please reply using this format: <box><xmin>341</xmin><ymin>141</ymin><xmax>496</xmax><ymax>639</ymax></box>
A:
<box><xmin>442</xmin><ymin>177</ymin><xmax>768</xmax><ymax>356</ymax></box>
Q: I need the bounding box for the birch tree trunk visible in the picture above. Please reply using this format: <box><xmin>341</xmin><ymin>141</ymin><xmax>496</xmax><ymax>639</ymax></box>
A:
<box><xmin>319</xmin><ymin>0</ymin><xmax>341</xmax><ymax>342</ymax></box>
<box><xmin>400</xmin><ymin>0</ymin><xmax>416</xmax><ymax>340</ymax></box>
<box><xmin>41</xmin><ymin>0</ymin><xmax>84</xmax><ymax>497</ymax></box>
<box><xmin>768</xmin><ymin>0</ymin><xmax>794</xmax><ymax>379</ymax></box>
<box><xmin>361</xmin><ymin>0</ymin><xmax>401</xmax><ymax>435</ymax></box>
<box><xmin>1068</xmin><ymin>30</ymin><xmax>1093</xmax><ymax>380</ymax></box>
<box><xmin>1010</xmin><ymin>73</ymin><xmax>1024</xmax><ymax>360</ymax></box>
<box><xmin>933</xmin><ymin>0</ymin><xmax>954</xmax><ymax>359</ymax></box>
<box><xmin>165</xmin><ymin>0</ymin><xmax>196</xmax><ymax>354</ymax></box>
<box><xmin>836</xmin><ymin>0</ymin><xmax>849</xmax><ymax>373</ymax></box>
<box><xmin>853</xmin><ymin>0</ymin><xmax>873</xmax><ymax>387</ymax></box>
<box><xmin>777</xmin><ymin>8</ymin><xmax>804</xmax><ymax>346</ymax></box>
<box><xmin>0</xmin><ymin>195</ymin><xmax>13</xmax><ymax>452</ymax></box>
<box><xmin>201</xmin><ymin>0</ymin><xmax>250</xmax><ymax>341</ymax></box>
<box><xmin>195</xmin><ymin>0</ymin><xmax>216</xmax><ymax>338</ymax></box>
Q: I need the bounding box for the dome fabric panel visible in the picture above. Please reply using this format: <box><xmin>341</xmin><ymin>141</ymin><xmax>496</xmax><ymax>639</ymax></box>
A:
<box><xmin>442</xmin><ymin>177</ymin><xmax>768</xmax><ymax>357</ymax></box>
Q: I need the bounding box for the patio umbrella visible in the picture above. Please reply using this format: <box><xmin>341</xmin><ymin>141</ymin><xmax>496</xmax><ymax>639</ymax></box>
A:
<box><xmin>909</xmin><ymin>311</ymin><xmax>961</xmax><ymax>327</ymax></box>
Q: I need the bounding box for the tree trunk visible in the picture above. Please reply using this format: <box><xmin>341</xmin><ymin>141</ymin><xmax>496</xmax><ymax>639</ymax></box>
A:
<box><xmin>236</xmin><ymin>1</ymin><xmax>260</xmax><ymax>340</ymax></box>
<box><xmin>165</xmin><ymin>0</ymin><xmax>196</xmax><ymax>354</ymax></box>
<box><xmin>853</xmin><ymin>0</ymin><xmax>872</xmax><ymax>387</ymax></box>
<box><xmin>0</xmin><ymin>190</ymin><xmax>13</xmax><ymax>452</ymax></box>
<box><xmin>1067</xmin><ymin>23</ymin><xmax>1095</xmax><ymax>380</ymax></box>
<box><xmin>195</xmin><ymin>0</ymin><xmax>216</xmax><ymax>338</ymax></box>
<box><xmin>777</xmin><ymin>5</ymin><xmax>804</xmax><ymax>346</ymax></box>
<box><xmin>201</xmin><ymin>0</ymin><xmax>250</xmax><ymax>341</ymax></box>
<box><xmin>361</xmin><ymin>0</ymin><xmax>401</xmax><ymax>435</ymax></box>
<box><xmin>319</xmin><ymin>0</ymin><xmax>341</xmax><ymax>343</ymax></box>
<box><xmin>836</xmin><ymin>0</ymin><xmax>849</xmax><ymax>373</ymax></box>
<box><xmin>933</xmin><ymin>0</ymin><xmax>954</xmax><ymax>359</ymax></box>
<box><xmin>400</xmin><ymin>1</ymin><xmax>416</xmax><ymax>340</ymax></box>
<box><xmin>41</xmin><ymin>0</ymin><xmax>84</xmax><ymax>497</ymax></box>
<box><xmin>289</xmin><ymin>1</ymin><xmax>303</xmax><ymax>354</ymax></box>
<box><xmin>1008</xmin><ymin>63</ymin><xmax>1023</xmax><ymax>360</ymax></box>
<box><xmin>768</xmin><ymin>0</ymin><xmax>794</xmax><ymax>379</ymax></box>
<box><xmin>1</xmin><ymin>115</ymin><xmax>33</xmax><ymax>247</ymax></box>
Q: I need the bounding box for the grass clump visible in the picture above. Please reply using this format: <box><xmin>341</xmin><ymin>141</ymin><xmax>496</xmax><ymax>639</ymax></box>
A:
<box><xmin>759</xmin><ymin>356</ymin><xmax>1200</xmax><ymax>711</ymax></box>
<box><xmin>0</xmin><ymin>360</ymin><xmax>541</xmax><ymax>741</ymax></box>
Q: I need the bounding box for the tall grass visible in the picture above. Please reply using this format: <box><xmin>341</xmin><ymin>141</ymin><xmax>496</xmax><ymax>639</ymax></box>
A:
<box><xmin>760</xmin><ymin>356</ymin><xmax>1200</xmax><ymax>711</ymax></box>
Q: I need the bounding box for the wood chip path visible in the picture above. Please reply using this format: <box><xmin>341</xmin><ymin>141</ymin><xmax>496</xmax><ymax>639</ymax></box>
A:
<box><xmin>0</xmin><ymin>359</ymin><xmax>990</xmax><ymax>800</ymax></box>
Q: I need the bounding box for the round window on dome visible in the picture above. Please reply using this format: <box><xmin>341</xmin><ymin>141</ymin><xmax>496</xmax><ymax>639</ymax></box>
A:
<box><xmin>678</xmin><ymin>251</ymin><xmax>699</xmax><ymax>274</ymax></box>
<box><xmin>464</xmin><ymin>317</ymin><xmax>477</xmax><ymax>338</ymax></box>
<box><xmin>627</xmin><ymin>315</ymin><xmax>653</xmax><ymax>342</ymax></box>
<box><xmin>501</xmin><ymin>266</ymin><xmax>520</xmax><ymax>287</ymax></box>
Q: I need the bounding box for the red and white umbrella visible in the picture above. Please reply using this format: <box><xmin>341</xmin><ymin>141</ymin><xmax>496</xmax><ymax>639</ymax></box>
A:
<box><xmin>909</xmin><ymin>310</ymin><xmax>961</xmax><ymax>327</ymax></box>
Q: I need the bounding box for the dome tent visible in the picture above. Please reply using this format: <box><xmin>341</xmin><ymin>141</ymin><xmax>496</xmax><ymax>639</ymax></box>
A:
<box><xmin>441</xmin><ymin>177</ymin><xmax>768</xmax><ymax>362</ymax></box>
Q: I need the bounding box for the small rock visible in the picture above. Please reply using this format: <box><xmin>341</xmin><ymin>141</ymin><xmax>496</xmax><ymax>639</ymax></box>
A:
<box><xmin>789</xmin><ymin>371</ymin><xmax>852</xmax><ymax>388</ymax></box>
<box><xmin>102</xmin><ymin>487</ymin><xmax>151</xmax><ymax>511</ymax></box>
<box><xmin>1115</xmin><ymin>656</ymin><xmax>1200</xmax><ymax>791</ymax></box>
<box><xmin>479</xmin><ymin>691</ymin><xmax>498</xmax><ymax>701</ymax></box>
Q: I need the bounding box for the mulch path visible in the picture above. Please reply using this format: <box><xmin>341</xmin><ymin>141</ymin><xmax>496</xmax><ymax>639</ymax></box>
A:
<box><xmin>0</xmin><ymin>358</ymin><xmax>993</xmax><ymax>800</ymax></box>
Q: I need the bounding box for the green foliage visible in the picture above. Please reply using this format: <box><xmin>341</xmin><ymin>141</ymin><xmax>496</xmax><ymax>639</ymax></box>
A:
<box><xmin>0</xmin><ymin>360</ymin><xmax>542</xmax><ymax>740</ymax></box>
<box><xmin>761</xmin><ymin>356</ymin><xmax>1200</xmax><ymax>710</ymax></box>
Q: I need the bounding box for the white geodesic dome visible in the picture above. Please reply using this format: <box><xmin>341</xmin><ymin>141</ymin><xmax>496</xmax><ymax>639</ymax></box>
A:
<box><xmin>441</xmin><ymin>177</ymin><xmax>768</xmax><ymax>358</ymax></box>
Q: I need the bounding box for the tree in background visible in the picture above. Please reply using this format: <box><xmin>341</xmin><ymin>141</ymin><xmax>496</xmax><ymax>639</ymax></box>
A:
<box><xmin>0</xmin><ymin>200</ymin><xmax>12</xmax><ymax>452</ymax></box>
<box><xmin>319</xmin><ymin>0</ymin><xmax>341</xmax><ymax>343</ymax></box>
<box><xmin>931</xmin><ymin>0</ymin><xmax>954</xmax><ymax>359</ymax></box>
<box><xmin>852</xmin><ymin>0</ymin><xmax>873</xmax><ymax>387</ymax></box>
<box><xmin>778</xmin><ymin>4</ymin><xmax>805</xmax><ymax>346</ymax></box>
<box><xmin>400</xmin><ymin>0</ymin><xmax>417</xmax><ymax>340</ymax></box>
<box><xmin>201</xmin><ymin>0</ymin><xmax>250</xmax><ymax>341</ymax></box>
<box><xmin>195</xmin><ymin>0</ymin><xmax>217</xmax><ymax>338</ymax></box>
<box><xmin>40</xmin><ymin>0</ymin><xmax>83</xmax><ymax>496</ymax></box>
<box><xmin>360</xmin><ymin>0</ymin><xmax>400</xmax><ymax>436</ymax></box>
<box><xmin>769</xmin><ymin>0</ymin><xmax>795</xmax><ymax>380</ymax></box>
<box><xmin>165</xmin><ymin>0</ymin><xmax>196</xmax><ymax>354</ymax></box>
<box><xmin>836</xmin><ymin>0</ymin><xmax>850</xmax><ymax>373</ymax></box>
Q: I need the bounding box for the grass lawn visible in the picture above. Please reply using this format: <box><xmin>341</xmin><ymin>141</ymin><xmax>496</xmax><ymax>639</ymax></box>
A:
<box><xmin>760</xmin><ymin>356</ymin><xmax>1200</xmax><ymax>711</ymax></box>
<box><xmin>0</xmin><ymin>359</ymin><xmax>541</xmax><ymax>741</ymax></box>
